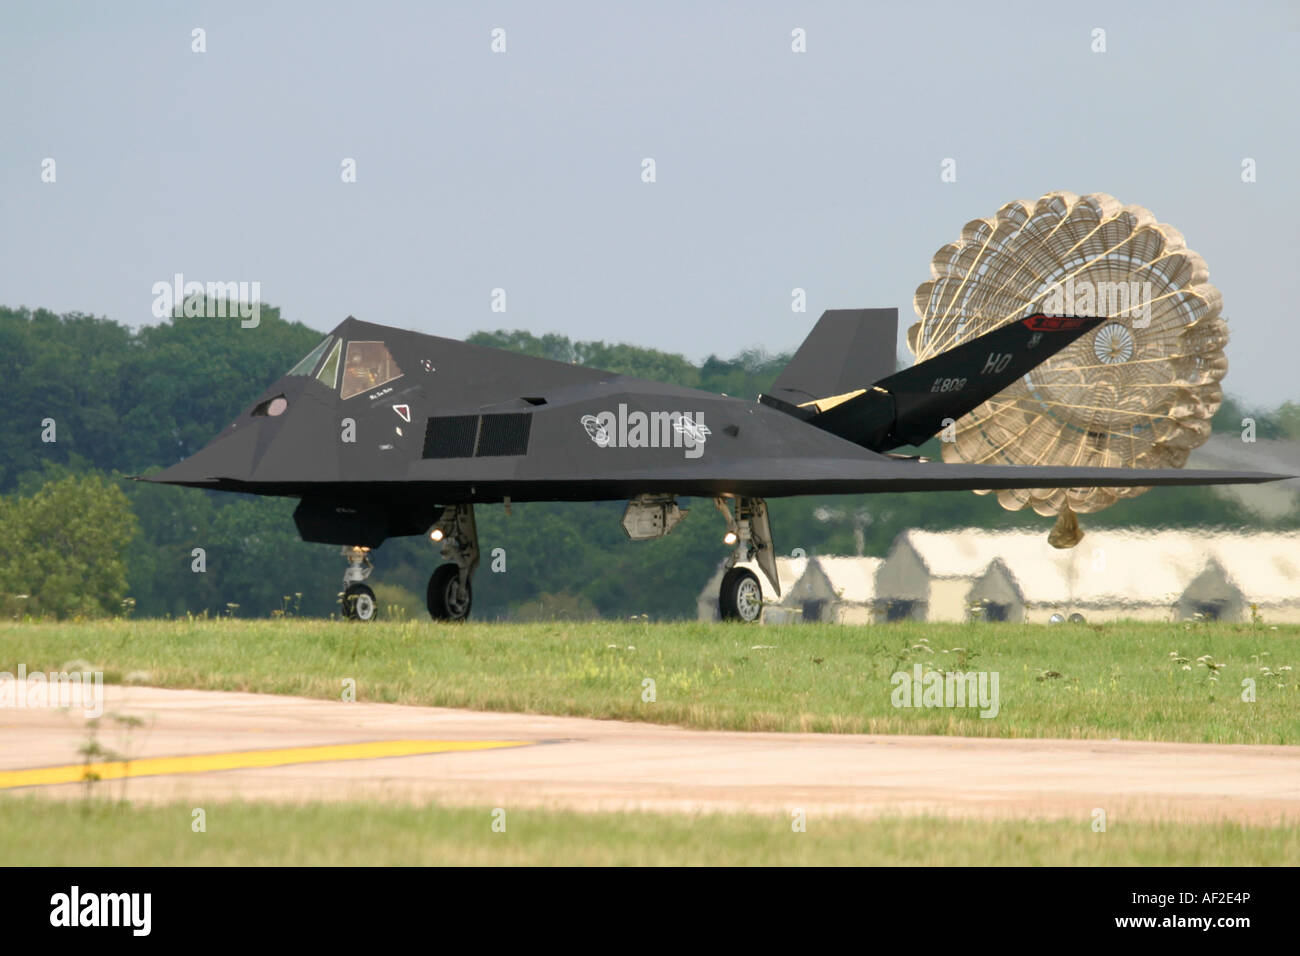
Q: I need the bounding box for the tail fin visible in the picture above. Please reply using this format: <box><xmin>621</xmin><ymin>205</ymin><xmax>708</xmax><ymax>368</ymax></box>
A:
<box><xmin>788</xmin><ymin>314</ymin><xmax>1106</xmax><ymax>452</ymax></box>
<box><xmin>765</xmin><ymin>309</ymin><xmax>899</xmax><ymax>408</ymax></box>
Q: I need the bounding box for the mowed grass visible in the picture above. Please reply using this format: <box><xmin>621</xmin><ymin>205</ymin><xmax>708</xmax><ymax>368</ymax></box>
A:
<box><xmin>2</xmin><ymin>797</ymin><xmax>1297</xmax><ymax>865</ymax></box>
<box><xmin>1</xmin><ymin>618</ymin><xmax>1296</xmax><ymax>744</ymax></box>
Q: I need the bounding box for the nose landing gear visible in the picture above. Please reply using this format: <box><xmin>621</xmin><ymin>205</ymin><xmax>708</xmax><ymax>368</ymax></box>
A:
<box><xmin>340</xmin><ymin>546</ymin><xmax>377</xmax><ymax>621</ymax></box>
<box><xmin>427</xmin><ymin>504</ymin><xmax>479</xmax><ymax>621</ymax></box>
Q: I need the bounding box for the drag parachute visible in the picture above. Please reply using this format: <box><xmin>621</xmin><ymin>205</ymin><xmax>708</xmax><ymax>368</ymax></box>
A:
<box><xmin>909</xmin><ymin>191</ymin><xmax>1228</xmax><ymax>545</ymax></box>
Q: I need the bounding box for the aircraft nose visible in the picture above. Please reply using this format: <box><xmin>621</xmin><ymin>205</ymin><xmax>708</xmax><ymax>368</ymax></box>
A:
<box><xmin>141</xmin><ymin>421</ymin><xmax>262</xmax><ymax>486</ymax></box>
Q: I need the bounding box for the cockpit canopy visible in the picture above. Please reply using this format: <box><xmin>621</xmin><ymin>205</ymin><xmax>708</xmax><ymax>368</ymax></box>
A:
<box><xmin>340</xmin><ymin>341</ymin><xmax>402</xmax><ymax>398</ymax></box>
<box><xmin>286</xmin><ymin>336</ymin><xmax>403</xmax><ymax>399</ymax></box>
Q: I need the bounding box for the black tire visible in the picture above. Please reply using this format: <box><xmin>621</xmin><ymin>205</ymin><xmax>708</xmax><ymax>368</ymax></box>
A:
<box><xmin>719</xmin><ymin>567</ymin><xmax>763</xmax><ymax>623</ymax></box>
<box><xmin>427</xmin><ymin>563</ymin><xmax>472</xmax><ymax>621</ymax></box>
<box><xmin>342</xmin><ymin>583</ymin><xmax>377</xmax><ymax>622</ymax></box>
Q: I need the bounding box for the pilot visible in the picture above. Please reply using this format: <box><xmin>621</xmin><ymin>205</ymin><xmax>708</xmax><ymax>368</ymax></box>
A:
<box><xmin>344</xmin><ymin>350</ymin><xmax>377</xmax><ymax>392</ymax></box>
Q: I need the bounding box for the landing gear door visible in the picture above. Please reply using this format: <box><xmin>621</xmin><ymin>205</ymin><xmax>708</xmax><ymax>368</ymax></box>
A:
<box><xmin>746</xmin><ymin>499</ymin><xmax>779</xmax><ymax>597</ymax></box>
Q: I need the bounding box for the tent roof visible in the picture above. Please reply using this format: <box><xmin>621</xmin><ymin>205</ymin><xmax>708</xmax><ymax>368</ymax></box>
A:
<box><xmin>966</xmin><ymin>529</ymin><xmax>1300</xmax><ymax>605</ymax></box>
<box><xmin>812</xmin><ymin>556</ymin><xmax>883</xmax><ymax>602</ymax></box>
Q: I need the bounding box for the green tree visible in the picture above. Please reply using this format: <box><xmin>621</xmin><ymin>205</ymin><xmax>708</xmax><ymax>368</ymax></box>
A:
<box><xmin>122</xmin><ymin>480</ymin><xmax>339</xmax><ymax>618</ymax></box>
<box><xmin>1278</xmin><ymin>402</ymin><xmax>1300</xmax><ymax>440</ymax></box>
<box><xmin>468</xmin><ymin>329</ymin><xmax>704</xmax><ymax>387</ymax></box>
<box><xmin>0</xmin><ymin>474</ymin><xmax>139</xmax><ymax>618</ymax></box>
<box><xmin>0</xmin><ymin>307</ymin><xmax>133</xmax><ymax>489</ymax></box>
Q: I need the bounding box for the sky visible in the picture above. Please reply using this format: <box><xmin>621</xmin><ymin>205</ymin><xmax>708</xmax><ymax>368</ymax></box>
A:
<box><xmin>2</xmin><ymin>0</ymin><xmax>1297</xmax><ymax>406</ymax></box>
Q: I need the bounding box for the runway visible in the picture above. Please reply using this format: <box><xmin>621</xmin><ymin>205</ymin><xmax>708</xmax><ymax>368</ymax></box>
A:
<box><xmin>2</xmin><ymin>685</ymin><xmax>1297</xmax><ymax>823</ymax></box>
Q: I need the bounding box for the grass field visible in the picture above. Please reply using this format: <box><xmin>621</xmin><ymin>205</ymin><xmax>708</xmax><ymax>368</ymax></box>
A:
<box><xmin>2</xmin><ymin>796</ymin><xmax>1296</xmax><ymax>865</ymax></box>
<box><xmin>1</xmin><ymin>618</ymin><xmax>1295</xmax><ymax>744</ymax></box>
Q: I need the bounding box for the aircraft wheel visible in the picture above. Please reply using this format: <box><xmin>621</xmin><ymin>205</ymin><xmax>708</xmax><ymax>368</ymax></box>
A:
<box><xmin>343</xmin><ymin>583</ymin><xmax>377</xmax><ymax>622</ymax></box>
<box><xmin>719</xmin><ymin>567</ymin><xmax>763</xmax><ymax>623</ymax></box>
<box><xmin>427</xmin><ymin>563</ymin><xmax>472</xmax><ymax>621</ymax></box>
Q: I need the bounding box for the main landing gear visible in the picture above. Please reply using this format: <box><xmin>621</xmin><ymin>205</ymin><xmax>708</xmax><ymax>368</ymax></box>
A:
<box><xmin>426</xmin><ymin>504</ymin><xmax>479</xmax><ymax>622</ymax></box>
<box><xmin>714</xmin><ymin>496</ymin><xmax>779</xmax><ymax>623</ymax></box>
<box><xmin>336</xmin><ymin>505</ymin><xmax>480</xmax><ymax>623</ymax></box>
<box><xmin>340</xmin><ymin>546</ymin><xmax>377</xmax><ymax>621</ymax></box>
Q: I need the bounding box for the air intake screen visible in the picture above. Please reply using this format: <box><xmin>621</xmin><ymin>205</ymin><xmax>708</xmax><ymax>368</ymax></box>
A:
<box><xmin>476</xmin><ymin>413</ymin><xmax>532</xmax><ymax>457</ymax></box>
<box><xmin>422</xmin><ymin>415</ymin><xmax>479</xmax><ymax>459</ymax></box>
<box><xmin>422</xmin><ymin>413</ymin><xmax>532</xmax><ymax>458</ymax></box>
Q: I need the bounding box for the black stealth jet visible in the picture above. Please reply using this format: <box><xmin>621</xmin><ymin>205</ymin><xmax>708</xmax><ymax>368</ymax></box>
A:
<box><xmin>142</xmin><ymin>309</ymin><xmax>1287</xmax><ymax>622</ymax></box>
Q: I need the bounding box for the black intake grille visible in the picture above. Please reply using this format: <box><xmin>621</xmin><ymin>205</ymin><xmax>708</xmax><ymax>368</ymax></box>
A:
<box><xmin>422</xmin><ymin>413</ymin><xmax>532</xmax><ymax>459</ymax></box>
<box><xmin>422</xmin><ymin>415</ymin><xmax>479</xmax><ymax>458</ymax></box>
<box><xmin>476</xmin><ymin>413</ymin><xmax>532</xmax><ymax>457</ymax></box>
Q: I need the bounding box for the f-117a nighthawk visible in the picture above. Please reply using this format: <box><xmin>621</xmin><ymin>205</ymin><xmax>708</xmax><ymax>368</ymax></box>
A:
<box><xmin>142</xmin><ymin>309</ymin><xmax>1285</xmax><ymax>622</ymax></box>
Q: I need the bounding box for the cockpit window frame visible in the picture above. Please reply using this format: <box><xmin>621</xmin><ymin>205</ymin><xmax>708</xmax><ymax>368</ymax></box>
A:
<box><xmin>315</xmin><ymin>339</ymin><xmax>343</xmax><ymax>390</ymax></box>
<box><xmin>287</xmin><ymin>336</ymin><xmax>334</xmax><ymax>377</ymax></box>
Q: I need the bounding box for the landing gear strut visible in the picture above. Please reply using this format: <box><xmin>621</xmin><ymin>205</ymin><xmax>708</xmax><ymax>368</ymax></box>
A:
<box><xmin>714</xmin><ymin>496</ymin><xmax>778</xmax><ymax>623</ymax></box>
<box><xmin>340</xmin><ymin>546</ymin><xmax>377</xmax><ymax>622</ymax></box>
<box><xmin>427</xmin><ymin>504</ymin><xmax>479</xmax><ymax>621</ymax></box>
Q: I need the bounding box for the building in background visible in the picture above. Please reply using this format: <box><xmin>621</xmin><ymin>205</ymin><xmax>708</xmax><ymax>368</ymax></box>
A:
<box><xmin>700</xmin><ymin>529</ymin><xmax>1300</xmax><ymax>625</ymax></box>
<box><xmin>1175</xmin><ymin>533</ymin><xmax>1300</xmax><ymax>623</ymax></box>
<box><xmin>783</xmin><ymin>556</ymin><xmax>883</xmax><ymax>624</ymax></box>
<box><xmin>964</xmin><ymin>531</ymin><xmax>1206</xmax><ymax>623</ymax></box>
<box><xmin>966</xmin><ymin>530</ymin><xmax>1300</xmax><ymax>624</ymax></box>
<box><xmin>874</xmin><ymin>530</ymin><xmax>1026</xmax><ymax>622</ymax></box>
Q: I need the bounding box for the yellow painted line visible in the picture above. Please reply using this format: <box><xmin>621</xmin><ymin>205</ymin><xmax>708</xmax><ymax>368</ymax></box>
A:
<box><xmin>0</xmin><ymin>739</ymin><xmax>530</xmax><ymax>790</ymax></box>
